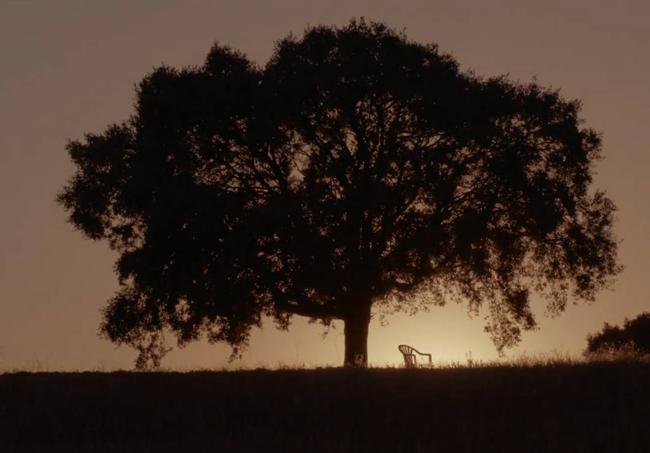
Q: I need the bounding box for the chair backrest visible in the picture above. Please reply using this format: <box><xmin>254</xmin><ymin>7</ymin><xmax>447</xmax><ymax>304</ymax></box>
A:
<box><xmin>398</xmin><ymin>344</ymin><xmax>418</xmax><ymax>368</ymax></box>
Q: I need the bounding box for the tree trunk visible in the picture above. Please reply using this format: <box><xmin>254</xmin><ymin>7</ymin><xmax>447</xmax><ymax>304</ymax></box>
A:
<box><xmin>343</xmin><ymin>304</ymin><xmax>371</xmax><ymax>367</ymax></box>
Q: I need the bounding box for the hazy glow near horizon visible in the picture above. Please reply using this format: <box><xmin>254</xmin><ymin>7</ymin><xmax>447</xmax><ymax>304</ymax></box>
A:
<box><xmin>1</xmin><ymin>0</ymin><xmax>649</xmax><ymax>371</ymax></box>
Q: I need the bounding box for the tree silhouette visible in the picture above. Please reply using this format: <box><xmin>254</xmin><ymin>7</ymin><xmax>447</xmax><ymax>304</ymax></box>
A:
<box><xmin>586</xmin><ymin>313</ymin><xmax>650</xmax><ymax>356</ymax></box>
<box><xmin>59</xmin><ymin>20</ymin><xmax>620</xmax><ymax>367</ymax></box>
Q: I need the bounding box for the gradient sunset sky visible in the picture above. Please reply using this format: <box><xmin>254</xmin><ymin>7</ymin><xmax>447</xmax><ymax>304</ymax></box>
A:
<box><xmin>1</xmin><ymin>0</ymin><xmax>649</xmax><ymax>370</ymax></box>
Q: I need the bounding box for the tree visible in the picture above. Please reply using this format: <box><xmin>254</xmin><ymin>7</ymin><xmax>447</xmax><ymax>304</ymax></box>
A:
<box><xmin>59</xmin><ymin>20</ymin><xmax>620</xmax><ymax>368</ymax></box>
<box><xmin>586</xmin><ymin>313</ymin><xmax>650</xmax><ymax>356</ymax></box>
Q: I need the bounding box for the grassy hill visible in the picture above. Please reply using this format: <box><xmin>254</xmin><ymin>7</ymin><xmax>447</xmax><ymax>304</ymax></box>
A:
<box><xmin>2</xmin><ymin>361</ymin><xmax>649</xmax><ymax>452</ymax></box>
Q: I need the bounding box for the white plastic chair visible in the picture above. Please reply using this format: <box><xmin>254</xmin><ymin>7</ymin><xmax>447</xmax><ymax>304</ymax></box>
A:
<box><xmin>398</xmin><ymin>344</ymin><xmax>432</xmax><ymax>368</ymax></box>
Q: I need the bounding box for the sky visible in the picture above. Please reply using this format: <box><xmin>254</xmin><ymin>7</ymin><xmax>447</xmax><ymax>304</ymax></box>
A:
<box><xmin>1</xmin><ymin>0</ymin><xmax>649</xmax><ymax>371</ymax></box>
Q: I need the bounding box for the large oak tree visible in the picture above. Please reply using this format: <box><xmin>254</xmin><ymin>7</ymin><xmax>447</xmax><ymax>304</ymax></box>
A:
<box><xmin>59</xmin><ymin>20</ymin><xmax>620</xmax><ymax>367</ymax></box>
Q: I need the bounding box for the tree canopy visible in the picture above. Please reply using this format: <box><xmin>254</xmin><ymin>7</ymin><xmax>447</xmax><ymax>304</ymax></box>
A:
<box><xmin>59</xmin><ymin>20</ymin><xmax>620</xmax><ymax>367</ymax></box>
<box><xmin>586</xmin><ymin>313</ymin><xmax>650</xmax><ymax>356</ymax></box>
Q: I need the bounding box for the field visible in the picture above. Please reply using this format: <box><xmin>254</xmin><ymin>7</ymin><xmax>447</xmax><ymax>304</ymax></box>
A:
<box><xmin>2</xmin><ymin>361</ymin><xmax>649</xmax><ymax>452</ymax></box>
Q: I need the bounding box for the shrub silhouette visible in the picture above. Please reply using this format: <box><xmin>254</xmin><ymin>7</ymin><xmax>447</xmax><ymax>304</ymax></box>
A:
<box><xmin>586</xmin><ymin>312</ymin><xmax>650</xmax><ymax>356</ymax></box>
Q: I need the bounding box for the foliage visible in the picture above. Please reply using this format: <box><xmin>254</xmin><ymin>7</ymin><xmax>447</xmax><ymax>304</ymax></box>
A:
<box><xmin>586</xmin><ymin>312</ymin><xmax>650</xmax><ymax>357</ymax></box>
<box><xmin>58</xmin><ymin>19</ymin><xmax>620</xmax><ymax>367</ymax></box>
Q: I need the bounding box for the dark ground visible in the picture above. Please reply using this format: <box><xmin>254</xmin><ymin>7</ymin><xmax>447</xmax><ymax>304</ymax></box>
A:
<box><xmin>1</xmin><ymin>362</ymin><xmax>649</xmax><ymax>452</ymax></box>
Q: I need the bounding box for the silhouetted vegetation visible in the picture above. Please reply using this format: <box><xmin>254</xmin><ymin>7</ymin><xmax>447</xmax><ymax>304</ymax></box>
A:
<box><xmin>586</xmin><ymin>312</ymin><xmax>650</xmax><ymax>356</ymax></box>
<box><xmin>58</xmin><ymin>19</ymin><xmax>620</xmax><ymax>367</ymax></box>
<box><xmin>2</xmin><ymin>363</ymin><xmax>650</xmax><ymax>452</ymax></box>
